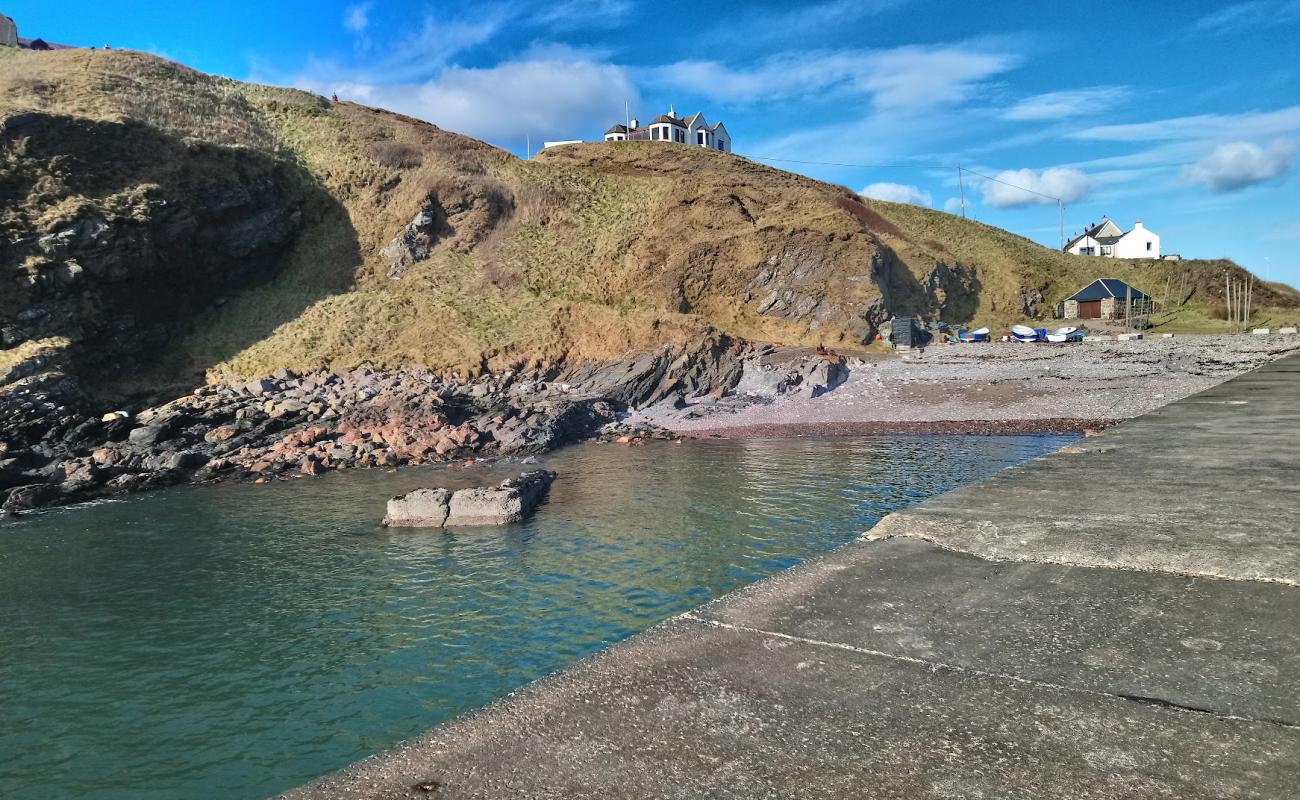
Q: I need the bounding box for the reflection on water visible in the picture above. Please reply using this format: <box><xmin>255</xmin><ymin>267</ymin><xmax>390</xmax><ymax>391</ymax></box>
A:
<box><xmin>0</xmin><ymin>434</ymin><xmax>1070</xmax><ymax>799</ymax></box>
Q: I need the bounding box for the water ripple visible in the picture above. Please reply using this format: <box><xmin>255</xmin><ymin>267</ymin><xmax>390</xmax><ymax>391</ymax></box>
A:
<box><xmin>0</xmin><ymin>433</ymin><xmax>1071</xmax><ymax>800</ymax></box>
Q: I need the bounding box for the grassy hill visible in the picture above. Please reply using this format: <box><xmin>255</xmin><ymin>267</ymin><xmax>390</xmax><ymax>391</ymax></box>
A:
<box><xmin>2</xmin><ymin>47</ymin><xmax>1295</xmax><ymax>399</ymax></box>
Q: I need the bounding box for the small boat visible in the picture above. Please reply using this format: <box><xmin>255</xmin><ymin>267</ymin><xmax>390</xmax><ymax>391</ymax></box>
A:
<box><xmin>1011</xmin><ymin>324</ymin><xmax>1038</xmax><ymax>342</ymax></box>
<box><xmin>957</xmin><ymin>326</ymin><xmax>990</xmax><ymax>342</ymax></box>
<box><xmin>1046</xmin><ymin>325</ymin><xmax>1083</xmax><ymax>343</ymax></box>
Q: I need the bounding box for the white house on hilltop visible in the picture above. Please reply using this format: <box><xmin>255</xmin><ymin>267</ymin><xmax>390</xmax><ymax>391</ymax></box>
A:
<box><xmin>1064</xmin><ymin>217</ymin><xmax>1160</xmax><ymax>259</ymax></box>
<box><xmin>604</xmin><ymin>105</ymin><xmax>732</xmax><ymax>152</ymax></box>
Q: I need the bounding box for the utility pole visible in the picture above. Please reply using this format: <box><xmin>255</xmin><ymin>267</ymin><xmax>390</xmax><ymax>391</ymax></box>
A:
<box><xmin>1058</xmin><ymin>200</ymin><xmax>1064</xmax><ymax>250</ymax></box>
<box><xmin>957</xmin><ymin>165</ymin><xmax>966</xmax><ymax>219</ymax></box>
<box><xmin>526</xmin><ymin>134</ymin><xmax>531</xmax><ymax>160</ymax></box>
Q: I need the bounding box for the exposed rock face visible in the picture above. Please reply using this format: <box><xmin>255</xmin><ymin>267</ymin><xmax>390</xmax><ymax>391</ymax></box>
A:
<box><xmin>383</xmin><ymin>471</ymin><xmax>556</xmax><ymax>528</ymax></box>
<box><xmin>0</xmin><ymin>112</ymin><xmax>313</xmax><ymax>394</ymax></box>
<box><xmin>732</xmin><ymin>349</ymin><xmax>847</xmax><ymax>398</ymax></box>
<box><xmin>380</xmin><ymin>180</ymin><xmax>510</xmax><ymax>280</ymax></box>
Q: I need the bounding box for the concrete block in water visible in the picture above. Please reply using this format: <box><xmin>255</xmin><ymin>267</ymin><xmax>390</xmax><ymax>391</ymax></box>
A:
<box><xmin>1281</xmin><ymin>327</ymin><xmax>1298</xmax><ymax>335</ymax></box>
<box><xmin>1252</xmin><ymin>328</ymin><xmax>1271</xmax><ymax>335</ymax></box>
<box><xmin>1116</xmin><ymin>332</ymin><xmax>1143</xmax><ymax>341</ymax></box>
<box><xmin>383</xmin><ymin>488</ymin><xmax>450</xmax><ymax>527</ymax></box>
<box><xmin>383</xmin><ymin>471</ymin><xmax>556</xmax><ymax>528</ymax></box>
<box><xmin>447</xmin><ymin>471</ymin><xmax>556</xmax><ymax>526</ymax></box>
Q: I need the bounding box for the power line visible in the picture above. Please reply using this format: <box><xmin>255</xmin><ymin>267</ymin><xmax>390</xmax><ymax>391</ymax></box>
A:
<box><xmin>749</xmin><ymin>153</ymin><xmax>1069</xmax><ymax>248</ymax></box>
<box><xmin>749</xmin><ymin>155</ymin><xmax>943</xmax><ymax>170</ymax></box>
<box><xmin>958</xmin><ymin>166</ymin><xmax>1063</xmax><ymax>203</ymax></box>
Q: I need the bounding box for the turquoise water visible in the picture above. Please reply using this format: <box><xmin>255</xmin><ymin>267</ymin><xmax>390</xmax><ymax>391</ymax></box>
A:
<box><xmin>0</xmin><ymin>434</ymin><xmax>1071</xmax><ymax>799</ymax></box>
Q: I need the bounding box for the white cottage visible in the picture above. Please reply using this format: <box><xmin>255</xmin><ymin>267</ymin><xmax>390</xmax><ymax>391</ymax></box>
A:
<box><xmin>1064</xmin><ymin>217</ymin><xmax>1160</xmax><ymax>259</ymax></box>
<box><xmin>604</xmin><ymin>106</ymin><xmax>732</xmax><ymax>152</ymax></box>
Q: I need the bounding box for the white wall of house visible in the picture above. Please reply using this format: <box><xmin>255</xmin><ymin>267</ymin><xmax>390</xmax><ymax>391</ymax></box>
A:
<box><xmin>1066</xmin><ymin>235</ymin><xmax>1101</xmax><ymax>256</ymax></box>
<box><xmin>687</xmin><ymin>117</ymin><xmax>712</xmax><ymax>147</ymax></box>
<box><xmin>1114</xmin><ymin>221</ymin><xmax>1160</xmax><ymax>259</ymax></box>
<box><xmin>712</xmin><ymin>124</ymin><xmax>730</xmax><ymax>152</ymax></box>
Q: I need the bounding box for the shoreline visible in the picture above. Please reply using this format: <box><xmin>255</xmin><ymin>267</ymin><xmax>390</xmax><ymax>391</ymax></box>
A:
<box><xmin>683</xmin><ymin>417</ymin><xmax>1114</xmax><ymax>438</ymax></box>
<box><xmin>4</xmin><ymin>335</ymin><xmax>1298</xmax><ymax>516</ymax></box>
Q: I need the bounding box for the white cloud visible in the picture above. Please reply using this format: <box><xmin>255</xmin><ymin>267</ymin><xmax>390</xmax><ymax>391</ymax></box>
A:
<box><xmin>318</xmin><ymin>58</ymin><xmax>637</xmax><ymax>144</ymax></box>
<box><xmin>1074</xmin><ymin>106</ymin><xmax>1300</xmax><ymax>142</ymax></box>
<box><xmin>1183</xmin><ymin>141</ymin><xmax>1295</xmax><ymax>192</ymax></box>
<box><xmin>1193</xmin><ymin>1</ymin><xmax>1300</xmax><ymax>33</ymax></box>
<box><xmin>1004</xmin><ymin>86</ymin><xmax>1129</xmax><ymax>121</ymax></box>
<box><xmin>344</xmin><ymin>3</ymin><xmax>372</xmax><ymax>34</ymax></box>
<box><xmin>944</xmin><ymin>197</ymin><xmax>966</xmax><ymax>213</ymax></box>
<box><xmin>860</xmin><ymin>182</ymin><xmax>932</xmax><ymax>206</ymax></box>
<box><xmin>652</xmin><ymin>43</ymin><xmax>1019</xmax><ymax>112</ymax></box>
<box><xmin>533</xmin><ymin>0</ymin><xmax>633</xmax><ymax>28</ymax></box>
<box><xmin>978</xmin><ymin>167</ymin><xmax>1093</xmax><ymax>208</ymax></box>
<box><xmin>700</xmin><ymin>0</ymin><xmax>909</xmax><ymax>48</ymax></box>
<box><xmin>857</xmin><ymin>46</ymin><xmax>1017</xmax><ymax>111</ymax></box>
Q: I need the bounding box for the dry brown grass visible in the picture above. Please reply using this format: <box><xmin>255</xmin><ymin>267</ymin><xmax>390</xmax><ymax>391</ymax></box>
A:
<box><xmin>5</xmin><ymin>48</ymin><xmax>1292</xmax><ymax>387</ymax></box>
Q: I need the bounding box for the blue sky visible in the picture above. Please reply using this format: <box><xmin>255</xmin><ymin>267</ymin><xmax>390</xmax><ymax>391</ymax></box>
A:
<box><xmin>9</xmin><ymin>0</ymin><xmax>1300</xmax><ymax>285</ymax></box>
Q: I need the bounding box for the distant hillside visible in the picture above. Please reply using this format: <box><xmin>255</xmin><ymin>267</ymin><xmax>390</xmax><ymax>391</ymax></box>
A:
<box><xmin>2</xmin><ymin>48</ymin><xmax>1294</xmax><ymax>400</ymax></box>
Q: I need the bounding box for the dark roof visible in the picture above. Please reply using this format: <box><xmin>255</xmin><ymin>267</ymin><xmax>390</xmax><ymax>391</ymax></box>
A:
<box><xmin>1063</xmin><ymin>217</ymin><xmax>1125</xmax><ymax>251</ymax></box>
<box><xmin>604</xmin><ymin>124</ymin><xmax>628</xmax><ymax>135</ymax></box>
<box><xmin>648</xmin><ymin>114</ymin><xmax>685</xmax><ymax>127</ymax></box>
<box><xmin>1068</xmin><ymin>279</ymin><xmax>1151</xmax><ymax>302</ymax></box>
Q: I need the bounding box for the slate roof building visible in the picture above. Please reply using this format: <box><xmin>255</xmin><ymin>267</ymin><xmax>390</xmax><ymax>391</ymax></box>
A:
<box><xmin>1064</xmin><ymin>279</ymin><xmax>1154</xmax><ymax>320</ymax></box>
<box><xmin>604</xmin><ymin>105</ymin><xmax>732</xmax><ymax>152</ymax></box>
<box><xmin>1064</xmin><ymin>217</ymin><xmax>1160</xmax><ymax>259</ymax></box>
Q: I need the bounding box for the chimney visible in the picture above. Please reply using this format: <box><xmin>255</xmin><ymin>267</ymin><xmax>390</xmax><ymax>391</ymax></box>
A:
<box><xmin>629</xmin><ymin>118</ymin><xmax>639</xmax><ymax>129</ymax></box>
<box><xmin>1133</xmin><ymin>219</ymin><xmax>1144</xmax><ymax>229</ymax></box>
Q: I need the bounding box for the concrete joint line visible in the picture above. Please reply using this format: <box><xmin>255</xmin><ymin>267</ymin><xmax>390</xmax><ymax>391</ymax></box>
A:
<box><xmin>685</xmin><ymin>615</ymin><xmax>1300</xmax><ymax>731</ymax></box>
<box><xmin>858</xmin><ymin>528</ymin><xmax>1300</xmax><ymax>588</ymax></box>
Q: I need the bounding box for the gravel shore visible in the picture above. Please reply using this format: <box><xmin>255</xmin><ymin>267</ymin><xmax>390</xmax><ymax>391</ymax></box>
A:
<box><xmin>641</xmin><ymin>335</ymin><xmax>1300</xmax><ymax>436</ymax></box>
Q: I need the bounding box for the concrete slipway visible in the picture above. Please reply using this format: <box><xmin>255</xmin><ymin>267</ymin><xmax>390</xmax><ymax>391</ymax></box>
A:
<box><xmin>283</xmin><ymin>354</ymin><xmax>1300</xmax><ymax>800</ymax></box>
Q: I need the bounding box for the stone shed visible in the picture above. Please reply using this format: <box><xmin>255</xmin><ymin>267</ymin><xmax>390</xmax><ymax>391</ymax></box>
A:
<box><xmin>1064</xmin><ymin>279</ymin><xmax>1153</xmax><ymax>320</ymax></box>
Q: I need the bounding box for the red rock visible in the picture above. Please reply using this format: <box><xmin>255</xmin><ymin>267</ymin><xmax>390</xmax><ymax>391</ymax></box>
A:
<box><xmin>205</xmin><ymin>425</ymin><xmax>238</xmax><ymax>443</ymax></box>
<box><xmin>91</xmin><ymin>447</ymin><xmax>120</xmax><ymax>466</ymax></box>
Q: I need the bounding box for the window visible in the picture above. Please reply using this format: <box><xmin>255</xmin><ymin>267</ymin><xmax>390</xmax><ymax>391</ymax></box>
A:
<box><xmin>676</xmin><ymin>128</ymin><xmax>685</xmax><ymax>143</ymax></box>
<box><xmin>651</xmin><ymin>127</ymin><xmax>660</xmax><ymax>140</ymax></box>
<box><xmin>1079</xmin><ymin>246</ymin><xmax>1095</xmax><ymax>255</ymax></box>
<box><xmin>717</xmin><ymin>140</ymin><xmax>726</xmax><ymax>152</ymax></box>
<box><xmin>1101</xmin><ymin>245</ymin><xmax>1114</xmax><ymax>256</ymax></box>
<box><xmin>697</xmin><ymin>130</ymin><xmax>707</xmax><ymax>145</ymax></box>
<box><xmin>1146</xmin><ymin>241</ymin><xmax>1152</xmax><ymax>251</ymax></box>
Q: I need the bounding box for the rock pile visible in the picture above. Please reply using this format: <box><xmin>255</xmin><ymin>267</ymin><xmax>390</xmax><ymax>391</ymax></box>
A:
<box><xmin>0</xmin><ymin>364</ymin><xmax>614</xmax><ymax>515</ymax></box>
<box><xmin>384</xmin><ymin>470</ymin><xmax>556</xmax><ymax>527</ymax></box>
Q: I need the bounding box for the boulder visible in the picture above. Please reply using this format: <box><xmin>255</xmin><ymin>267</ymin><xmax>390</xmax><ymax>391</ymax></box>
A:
<box><xmin>2</xmin><ymin>483</ymin><xmax>60</xmax><ymax>513</ymax></box>
<box><xmin>128</xmin><ymin>423</ymin><xmax>171</xmax><ymax>447</ymax></box>
<box><xmin>242</xmin><ymin>378</ymin><xmax>276</xmax><ymax>396</ymax></box>
<box><xmin>383</xmin><ymin>488</ymin><xmax>451</xmax><ymax>527</ymax></box>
